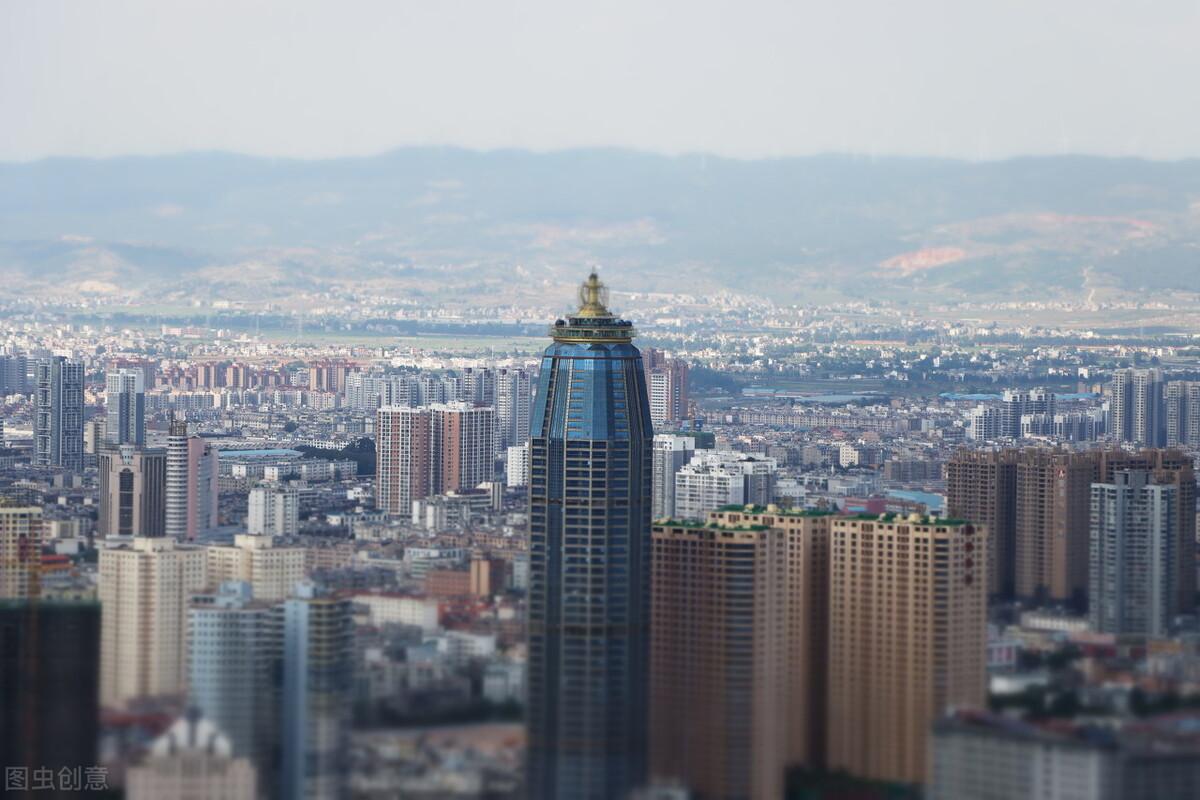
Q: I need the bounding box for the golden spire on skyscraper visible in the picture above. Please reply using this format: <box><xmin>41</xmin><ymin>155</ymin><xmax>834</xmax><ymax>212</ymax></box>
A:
<box><xmin>576</xmin><ymin>271</ymin><xmax>611</xmax><ymax>318</ymax></box>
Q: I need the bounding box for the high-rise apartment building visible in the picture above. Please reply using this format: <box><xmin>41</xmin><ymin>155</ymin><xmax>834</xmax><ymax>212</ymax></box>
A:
<box><xmin>376</xmin><ymin>405</ymin><xmax>432</xmax><ymax>515</ymax></box>
<box><xmin>526</xmin><ymin>273</ymin><xmax>654</xmax><ymax>800</ymax></box>
<box><xmin>99</xmin><ymin>536</ymin><xmax>208</xmax><ymax>708</ymax></box>
<box><xmin>0</xmin><ymin>505</ymin><xmax>42</xmax><ymax>599</ymax></box>
<box><xmin>1097</xmin><ymin>449</ymin><xmax>1196</xmax><ymax>614</ymax></box>
<box><xmin>0</xmin><ymin>352</ymin><xmax>28</xmax><ymax>395</ymax></box>
<box><xmin>281</xmin><ymin>582</ymin><xmax>355</xmax><ymax>800</ymax></box>
<box><xmin>34</xmin><ymin>356</ymin><xmax>84</xmax><ymax>470</ymax></box>
<box><xmin>946</xmin><ymin>449</ymin><xmax>1019</xmax><ymax>598</ymax></box>
<box><xmin>1111</xmin><ymin>368</ymin><xmax>1166</xmax><ymax>446</ymax></box>
<box><xmin>1089</xmin><ymin>470</ymin><xmax>1177</xmax><ymax>637</ymax></box>
<box><xmin>188</xmin><ymin>582</ymin><xmax>283</xmax><ymax>798</ymax></box>
<box><xmin>651</xmin><ymin>433</ymin><xmax>697</xmax><ymax>520</ymax></box>
<box><xmin>1015</xmin><ymin>449</ymin><xmax>1096</xmax><ymax>604</ymax></box>
<box><xmin>432</xmin><ymin>402</ymin><xmax>496</xmax><ymax>492</ymax></box>
<box><xmin>247</xmin><ymin>485</ymin><xmax>300</xmax><ymax>537</ymax></box>
<box><xmin>495</xmin><ymin>366</ymin><xmax>532</xmax><ymax>451</ymax></box>
<box><xmin>644</xmin><ymin>348</ymin><xmax>689</xmax><ymax>427</ymax></box>
<box><xmin>165</xmin><ymin>417</ymin><xmax>220</xmax><ymax>540</ymax></box>
<box><xmin>1001</xmin><ymin>388</ymin><xmax>1055</xmax><ymax>439</ymax></box>
<box><xmin>1166</xmin><ymin>380</ymin><xmax>1200</xmax><ymax>448</ymax></box>
<box><xmin>376</xmin><ymin>403</ymin><xmax>496</xmax><ymax>515</ymax></box>
<box><xmin>206</xmin><ymin>534</ymin><xmax>307</xmax><ymax>602</ymax></box>
<box><xmin>827</xmin><ymin>514</ymin><xmax>988</xmax><ymax>785</ymax></box>
<box><xmin>461</xmin><ymin>365</ymin><xmax>496</xmax><ymax>406</ymax></box>
<box><xmin>105</xmin><ymin>368</ymin><xmax>146</xmax><ymax>446</ymax></box>
<box><xmin>506</xmin><ymin>442</ymin><xmax>530</xmax><ymax>488</ymax></box>
<box><xmin>98</xmin><ymin>445</ymin><xmax>167</xmax><ymax>538</ymax></box>
<box><xmin>673</xmin><ymin>451</ymin><xmax>776</xmax><ymax>520</ymax></box>
<box><xmin>649</xmin><ymin>519</ymin><xmax>789</xmax><ymax>800</ymax></box>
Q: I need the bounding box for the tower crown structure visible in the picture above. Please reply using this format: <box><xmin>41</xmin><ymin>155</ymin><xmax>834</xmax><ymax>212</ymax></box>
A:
<box><xmin>550</xmin><ymin>271</ymin><xmax>636</xmax><ymax>343</ymax></box>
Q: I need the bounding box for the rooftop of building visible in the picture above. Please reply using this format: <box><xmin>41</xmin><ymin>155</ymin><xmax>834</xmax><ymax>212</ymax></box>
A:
<box><xmin>652</xmin><ymin>517</ymin><xmax>770</xmax><ymax>532</ymax></box>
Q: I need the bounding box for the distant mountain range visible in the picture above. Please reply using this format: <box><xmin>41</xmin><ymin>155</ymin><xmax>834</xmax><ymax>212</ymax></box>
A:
<box><xmin>2</xmin><ymin>148</ymin><xmax>1198</xmax><ymax>305</ymax></box>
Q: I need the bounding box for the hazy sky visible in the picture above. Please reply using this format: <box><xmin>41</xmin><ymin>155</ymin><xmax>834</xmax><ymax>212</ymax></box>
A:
<box><xmin>3</xmin><ymin>0</ymin><xmax>1199</xmax><ymax>162</ymax></box>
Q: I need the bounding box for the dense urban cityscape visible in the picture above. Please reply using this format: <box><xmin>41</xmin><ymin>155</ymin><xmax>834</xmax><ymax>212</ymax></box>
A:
<box><xmin>2</xmin><ymin>267</ymin><xmax>1200</xmax><ymax>798</ymax></box>
<box><xmin>7</xmin><ymin>2</ymin><xmax>1200</xmax><ymax>799</ymax></box>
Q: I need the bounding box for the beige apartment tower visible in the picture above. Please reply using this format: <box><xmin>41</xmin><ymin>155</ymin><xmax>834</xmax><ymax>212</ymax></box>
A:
<box><xmin>946</xmin><ymin>449</ymin><xmax>1018</xmax><ymax>598</ymax></box>
<box><xmin>827</xmin><ymin>514</ymin><xmax>988</xmax><ymax>785</ymax></box>
<box><xmin>0</xmin><ymin>504</ymin><xmax>43</xmax><ymax>599</ymax></box>
<box><xmin>205</xmin><ymin>533</ymin><xmax>307</xmax><ymax>602</ymax></box>
<box><xmin>99</xmin><ymin>536</ymin><xmax>208</xmax><ymax>708</ymax></box>
<box><xmin>707</xmin><ymin>505</ymin><xmax>834</xmax><ymax>769</ymax></box>
<box><xmin>649</xmin><ymin>518</ymin><xmax>789</xmax><ymax>800</ymax></box>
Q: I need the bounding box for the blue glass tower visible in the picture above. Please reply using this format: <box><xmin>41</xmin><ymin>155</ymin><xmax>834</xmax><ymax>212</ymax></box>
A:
<box><xmin>527</xmin><ymin>273</ymin><xmax>654</xmax><ymax>799</ymax></box>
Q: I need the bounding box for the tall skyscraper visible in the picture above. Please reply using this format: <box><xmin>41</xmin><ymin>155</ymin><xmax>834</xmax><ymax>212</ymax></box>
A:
<box><xmin>0</xmin><ymin>352</ymin><xmax>28</xmax><ymax>395</ymax></box>
<box><xmin>188</xmin><ymin>582</ymin><xmax>283</xmax><ymax>798</ymax></box>
<box><xmin>946</xmin><ymin>449</ymin><xmax>1019</xmax><ymax>598</ymax></box>
<box><xmin>166</xmin><ymin>417</ymin><xmax>220</xmax><ymax>540</ymax></box>
<box><xmin>99</xmin><ymin>535</ymin><xmax>208</xmax><ymax>708</ymax></box>
<box><xmin>461</xmin><ymin>365</ymin><xmax>497</xmax><ymax>406</ymax></box>
<box><xmin>643</xmin><ymin>348</ymin><xmax>689</xmax><ymax>427</ymax></box>
<box><xmin>281</xmin><ymin>582</ymin><xmax>355</xmax><ymax>800</ymax></box>
<box><xmin>1111</xmin><ymin>368</ymin><xmax>1166</xmax><ymax>446</ymax></box>
<box><xmin>526</xmin><ymin>273</ymin><xmax>654</xmax><ymax>800</ymax></box>
<box><xmin>0</xmin><ymin>504</ymin><xmax>42</xmax><ymax>599</ymax></box>
<box><xmin>495</xmin><ymin>366</ymin><xmax>532</xmax><ymax>451</ymax></box>
<box><xmin>650</xmin><ymin>433</ymin><xmax>696</xmax><ymax>519</ymax></box>
<box><xmin>98</xmin><ymin>445</ymin><xmax>167</xmax><ymax>538</ymax></box>
<box><xmin>105</xmin><ymin>367</ymin><xmax>146</xmax><ymax>446</ymax></box>
<box><xmin>1166</xmin><ymin>380</ymin><xmax>1200</xmax><ymax>448</ymax></box>
<box><xmin>649</xmin><ymin>519</ymin><xmax>789</xmax><ymax>800</ymax></box>
<box><xmin>34</xmin><ymin>356</ymin><xmax>84</xmax><ymax>470</ymax></box>
<box><xmin>1089</xmin><ymin>470</ymin><xmax>1177</xmax><ymax>637</ymax></box>
<box><xmin>827</xmin><ymin>514</ymin><xmax>988</xmax><ymax>785</ymax></box>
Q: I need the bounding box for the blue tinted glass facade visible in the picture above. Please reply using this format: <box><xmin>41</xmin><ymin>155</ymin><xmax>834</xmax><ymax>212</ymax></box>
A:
<box><xmin>526</xmin><ymin>285</ymin><xmax>654</xmax><ymax>800</ymax></box>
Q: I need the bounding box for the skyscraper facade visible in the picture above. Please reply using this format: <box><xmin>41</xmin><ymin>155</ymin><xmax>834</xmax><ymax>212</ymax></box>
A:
<box><xmin>650</xmin><ymin>433</ymin><xmax>696</xmax><ymax>519</ymax></box>
<box><xmin>376</xmin><ymin>405</ymin><xmax>432</xmax><ymax>515</ymax></box>
<box><xmin>98</xmin><ymin>445</ymin><xmax>167</xmax><ymax>538</ymax></box>
<box><xmin>1111</xmin><ymin>368</ymin><xmax>1166</xmax><ymax>446</ymax></box>
<box><xmin>643</xmin><ymin>348</ymin><xmax>689</xmax><ymax>427</ymax></box>
<box><xmin>495</xmin><ymin>366</ymin><xmax>532</xmax><ymax>451</ymax></box>
<box><xmin>946</xmin><ymin>449</ymin><xmax>1018</xmax><ymax>598</ymax></box>
<box><xmin>166</xmin><ymin>417</ymin><xmax>220</xmax><ymax>540</ymax></box>
<box><xmin>1166</xmin><ymin>380</ymin><xmax>1200</xmax><ymax>448</ymax></box>
<box><xmin>649</xmin><ymin>519</ymin><xmax>789</xmax><ymax>800</ymax></box>
<box><xmin>99</xmin><ymin>536</ymin><xmax>208</xmax><ymax>708</ymax></box>
<box><xmin>105</xmin><ymin>368</ymin><xmax>146</xmax><ymax>446</ymax></box>
<box><xmin>526</xmin><ymin>273</ymin><xmax>654</xmax><ymax>800</ymax></box>
<box><xmin>281</xmin><ymin>582</ymin><xmax>355</xmax><ymax>800</ymax></box>
<box><xmin>1089</xmin><ymin>470</ymin><xmax>1177</xmax><ymax>637</ymax></box>
<box><xmin>827</xmin><ymin>514</ymin><xmax>988</xmax><ymax>785</ymax></box>
<box><xmin>34</xmin><ymin>356</ymin><xmax>84</xmax><ymax>470</ymax></box>
<box><xmin>0</xmin><ymin>505</ymin><xmax>42</xmax><ymax>599</ymax></box>
<box><xmin>431</xmin><ymin>402</ymin><xmax>496</xmax><ymax>492</ymax></box>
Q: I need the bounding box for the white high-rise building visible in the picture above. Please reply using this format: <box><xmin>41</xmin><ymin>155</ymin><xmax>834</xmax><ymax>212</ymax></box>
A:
<box><xmin>247</xmin><ymin>486</ymin><xmax>300</xmax><ymax>537</ymax></box>
<box><xmin>1111</xmin><ymin>368</ymin><xmax>1165</xmax><ymax>446</ymax></box>
<box><xmin>99</xmin><ymin>536</ymin><xmax>208</xmax><ymax>708</ymax></box>
<box><xmin>106</xmin><ymin>368</ymin><xmax>146</xmax><ymax>446</ymax></box>
<box><xmin>166</xmin><ymin>417</ymin><xmax>220</xmax><ymax>540</ymax></box>
<box><xmin>673</xmin><ymin>451</ymin><xmax>776</xmax><ymax>520</ymax></box>
<box><xmin>507</xmin><ymin>442</ymin><xmax>530</xmax><ymax>488</ymax></box>
<box><xmin>495</xmin><ymin>367</ymin><xmax>532</xmax><ymax>451</ymax></box>
<box><xmin>652</xmin><ymin>434</ymin><xmax>697</xmax><ymax>519</ymax></box>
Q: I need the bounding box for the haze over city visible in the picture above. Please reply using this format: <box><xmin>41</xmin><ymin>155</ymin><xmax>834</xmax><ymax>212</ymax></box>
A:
<box><xmin>4</xmin><ymin>3</ymin><xmax>1200</xmax><ymax>800</ymax></box>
